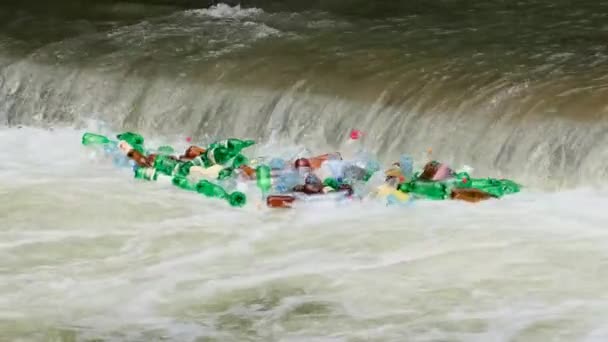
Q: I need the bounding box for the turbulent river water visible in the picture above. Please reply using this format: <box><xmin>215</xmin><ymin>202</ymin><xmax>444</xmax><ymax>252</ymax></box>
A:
<box><xmin>1</xmin><ymin>0</ymin><xmax>608</xmax><ymax>341</ymax></box>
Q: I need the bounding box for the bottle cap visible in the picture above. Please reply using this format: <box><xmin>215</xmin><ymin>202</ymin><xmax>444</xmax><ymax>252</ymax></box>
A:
<box><xmin>349</xmin><ymin>129</ymin><xmax>363</xmax><ymax>140</ymax></box>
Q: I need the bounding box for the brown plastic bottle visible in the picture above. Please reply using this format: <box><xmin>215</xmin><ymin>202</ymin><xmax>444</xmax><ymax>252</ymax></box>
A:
<box><xmin>127</xmin><ymin>149</ymin><xmax>152</xmax><ymax>167</ymax></box>
<box><xmin>337</xmin><ymin>183</ymin><xmax>354</xmax><ymax>197</ymax></box>
<box><xmin>419</xmin><ymin>161</ymin><xmax>440</xmax><ymax>181</ymax></box>
<box><xmin>181</xmin><ymin>146</ymin><xmax>206</xmax><ymax>160</ymax></box>
<box><xmin>266</xmin><ymin>195</ymin><xmax>296</xmax><ymax>208</ymax></box>
<box><xmin>146</xmin><ymin>153</ymin><xmax>158</xmax><ymax>166</ymax></box>
<box><xmin>293</xmin><ymin>183</ymin><xmax>324</xmax><ymax>195</ymax></box>
<box><xmin>450</xmin><ymin>188</ymin><xmax>495</xmax><ymax>203</ymax></box>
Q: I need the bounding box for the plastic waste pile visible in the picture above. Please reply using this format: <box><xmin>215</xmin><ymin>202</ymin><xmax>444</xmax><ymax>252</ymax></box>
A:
<box><xmin>81</xmin><ymin>130</ymin><xmax>521</xmax><ymax>209</ymax></box>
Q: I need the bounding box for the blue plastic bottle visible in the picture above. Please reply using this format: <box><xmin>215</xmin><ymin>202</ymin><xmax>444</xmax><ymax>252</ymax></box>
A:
<box><xmin>399</xmin><ymin>155</ymin><xmax>414</xmax><ymax>180</ymax></box>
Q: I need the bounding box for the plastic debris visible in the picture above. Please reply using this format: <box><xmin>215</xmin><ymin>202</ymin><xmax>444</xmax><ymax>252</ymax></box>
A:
<box><xmin>81</xmin><ymin>131</ymin><xmax>521</xmax><ymax>209</ymax></box>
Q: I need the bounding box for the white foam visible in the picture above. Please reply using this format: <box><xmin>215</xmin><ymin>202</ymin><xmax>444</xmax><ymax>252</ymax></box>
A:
<box><xmin>186</xmin><ymin>4</ymin><xmax>264</xmax><ymax>20</ymax></box>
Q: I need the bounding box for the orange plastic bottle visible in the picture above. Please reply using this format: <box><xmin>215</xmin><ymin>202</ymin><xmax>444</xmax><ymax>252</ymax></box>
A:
<box><xmin>308</xmin><ymin>152</ymin><xmax>342</xmax><ymax>170</ymax></box>
<box><xmin>239</xmin><ymin>165</ymin><xmax>257</xmax><ymax>179</ymax></box>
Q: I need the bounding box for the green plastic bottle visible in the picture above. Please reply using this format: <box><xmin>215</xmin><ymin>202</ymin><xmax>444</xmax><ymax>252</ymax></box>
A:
<box><xmin>82</xmin><ymin>132</ymin><xmax>112</xmax><ymax>146</ymax></box>
<box><xmin>467</xmin><ymin>178</ymin><xmax>521</xmax><ymax>198</ymax></box>
<box><xmin>232</xmin><ymin>154</ymin><xmax>249</xmax><ymax>168</ymax></box>
<box><xmin>190</xmin><ymin>156</ymin><xmax>207</xmax><ymax>167</ymax></box>
<box><xmin>117</xmin><ymin>132</ymin><xmax>145</xmax><ymax>153</ymax></box>
<box><xmin>206</xmin><ymin>147</ymin><xmax>236</xmax><ymax>166</ymax></box>
<box><xmin>210</xmin><ymin>139</ymin><xmax>255</xmax><ymax>152</ymax></box>
<box><xmin>363</xmin><ymin>169</ymin><xmax>375</xmax><ymax>182</ymax></box>
<box><xmin>196</xmin><ymin>179</ymin><xmax>228</xmax><ymax>198</ymax></box>
<box><xmin>478</xmin><ymin>185</ymin><xmax>505</xmax><ymax>198</ymax></box>
<box><xmin>228</xmin><ymin>192</ymin><xmax>247</xmax><ymax>207</ymax></box>
<box><xmin>117</xmin><ymin>132</ymin><xmax>144</xmax><ymax>145</ymax></box>
<box><xmin>154</xmin><ymin>155</ymin><xmax>181</xmax><ymax>176</ymax></box>
<box><xmin>469</xmin><ymin>178</ymin><xmax>499</xmax><ymax>189</ymax></box>
<box><xmin>195</xmin><ymin>180</ymin><xmax>247</xmax><ymax>207</ymax></box>
<box><xmin>442</xmin><ymin>172</ymin><xmax>472</xmax><ymax>192</ymax></box>
<box><xmin>500</xmin><ymin>179</ymin><xmax>521</xmax><ymax>194</ymax></box>
<box><xmin>172</xmin><ymin>176</ymin><xmax>196</xmax><ymax>191</ymax></box>
<box><xmin>323</xmin><ymin>177</ymin><xmax>341</xmax><ymax>190</ymax></box>
<box><xmin>176</xmin><ymin>161</ymin><xmax>194</xmax><ymax>178</ymax></box>
<box><xmin>134</xmin><ymin>167</ymin><xmax>158</xmax><ymax>181</ymax></box>
<box><xmin>398</xmin><ymin>180</ymin><xmax>447</xmax><ymax>200</ymax></box>
<box><xmin>218</xmin><ymin>167</ymin><xmax>234</xmax><ymax>180</ymax></box>
<box><xmin>256</xmin><ymin>165</ymin><xmax>272</xmax><ymax>194</ymax></box>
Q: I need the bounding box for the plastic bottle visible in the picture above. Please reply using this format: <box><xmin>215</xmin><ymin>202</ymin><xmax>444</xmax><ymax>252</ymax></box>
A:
<box><xmin>127</xmin><ymin>149</ymin><xmax>151</xmax><ymax>167</ymax></box>
<box><xmin>323</xmin><ymin>177</ymin><xmax>341</xmax><ymax>191</ymax></box>
<box><xmin>467</xmin><ymin>178</ymin><xmax>520</xmax><ymax>198</ymax></box>
<box><xmin>399</xmin><ymin>155</ymin><xmax>414</xmax><ymax>180</ymax></box>
<box><xmin>218</xmin><ymin>167</ymin><xmax>234</xmax><ymax>180</ymax></box>
<box><xmin>500</xmin><ymin>179</ymin><xmax>521</xmax><ymax>194</ymax></box>
<box><xmin>256</xmin><ymin>165</ymin><xmax>272</xmax><ymax>195</ymax></box>
<box><xmin>118</xmin><ymin>141</ymin><xmax>134</xmax><ymax>155</ymax></box>
<box><xmin>82</xmin><ymin>132</ymin><xmax>112</xmax><ymax>146</ymax></box>
<box><xmin>269</xmin><ymin>158</ymin><xmax>286</xmax><ymax>170</ymax></box>
<box><xmin>386</xmin><ymin>193</ymin><xmax>411</xmax><ymax>206</ymax></box>
<box><xmin>116</xmin><ymin>132</ymin><xmax>144</xmax><ymax>146</ymax></box>
<box><xmin>309</xmin><ymin>152</ymin><xmax>342</xmax><ymax>169</ymax></box>
<box><xmin>195</xmin><ymin>180</ymin><xmax>247</xmax><ymax>207</ymax></box>
<box><xmin>218</xmin><ymin>175</ymin><xmax>237</xmax><ymax>193</ymax></box>
<box><xmin>176</xmin><ymin>155</ymin><xmax>210</xmax><ymax>177</ymax></box>
<box><xmin>266</xmin><ymin>195</ymin><xmax>296</xmax><ymax>209</ymax></box>
<box><xmin>274</xmin><ymin>170</ymin><xmax>299</xmax><ymax>193</ymax></box>
<box><xmin>189</xmin><ymin>164</ymin><xmax>223</xmax><ymax>179</ymax></box>
<box><xmin>190</xmin><ymin>156</ymin><xmax>207</xmax><ymax>167</ymax></box>
<box><xmin>209</xmin><ymin>139</ymin><xmax>255</xmax><ymax>153</ymax></box>
<box><xmin>293</xmin><ymin>183</ymin><xmax>324</xmax><ymax>195</ymax></box>
<box><xmin>450</xmin><ymin>188</ymin><xmax>494</xmax><ymax>203</ymax></box>
<box><xmin>146</xmin><ymin>154</ymin><xmax>159</xmax><ymax>168</ymax></box>
<box><xmin>134</xmin><ymin>167</ymin><xmax>158</xmax><ymax>181</ymax></box>
<box><xmin>342</xmin><ymin>164</ymin><xmax>368</xmax><ymax>184</ymax></box>
<box><xmin>323</xmin><ymin>159</ymin><xmax>346</xmax><ymax>180</ymax></box>
<box><xmin>228</xmin><ymin>191</ymin><xmax>247</xmax><ymax>207</ymax></box>
<box><xmin>176</xmin><ymin>161</ymin><xmax>194</xmax><ymax>178</ymax></box>
<box><xmin>116</xmin><ymin>132</ymin><xmax>145</xmax><ymax>153</ymax></box>
<box><xmin>154</xmin><ymin>155</ymin><xmax>181</xmax><ymax>176</ymax></box>
<box><xmin>196</xmin><ymin>179</ymin><xmax>228</xmax><ymax>198</ymax></box>
<box><xmin>239</xmin><ymin>165</ymin><xmax>257</xmax><ymax>180</ymax></box>
<box><xmin>181</xmin><ymin>146</ymin><xmax>206</xmax><ymax>160</ymax></box>
<box><xmin>442</xmin><ymin>172</ymin><xmax>472</xmax><ymax>192</ymax></box>
<box><xmin>231</xmin><ymin>154</ymin><xmax>249</xmax><ymax>168</ymax></box>
<box><xmin>206</xmin><ymin>146</ymin><xmax>235</xmax><ymax>166</ymax></box>
<box><xmin>398</xmin><ymin>180</ymin><xmax>447</xmax><ymax>200</ymax></box>
<box><xmin>172</xmin><ymin>176</ymin><xmax>196</xmax><ymax>191</ymax></box>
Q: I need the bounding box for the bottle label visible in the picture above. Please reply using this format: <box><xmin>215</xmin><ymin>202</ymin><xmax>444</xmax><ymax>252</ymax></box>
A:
<box><xmin>118</xmin><ymin>141</ymin><xmax>133</xmax><ymax>155</ymax></box>
<box><xmin>145</xmin><ymin>168</ymin><xmax>156</xmax><ymax>180</ymax></box>
<box><xmin>171</xmin><ymin>163</ymin><xmax>181</xmax><ymax>177</ymax></box>
<box><xmin>192</xmin><ymin>156</ymin><xmax>204</xmax><ymax>166</ymax></box>
<box><xmin>208</xmin><ymin>148</ymin><xmax>217</xmax><ymax>165</ymax></box>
